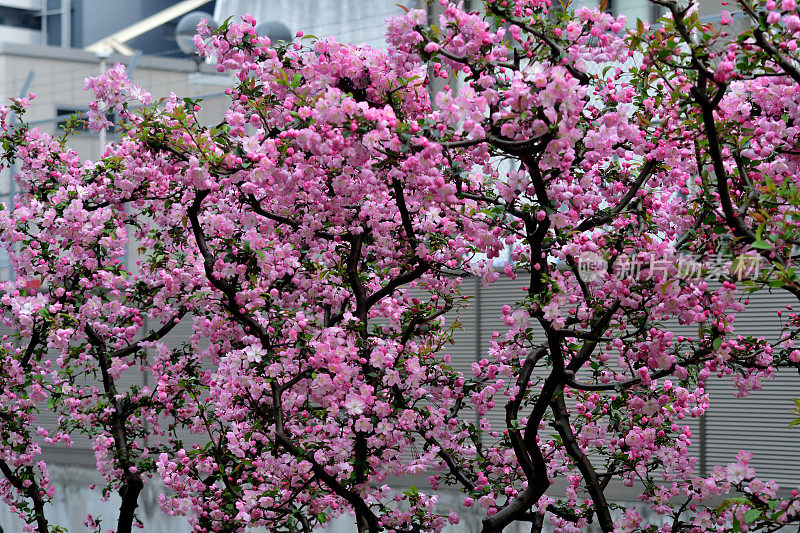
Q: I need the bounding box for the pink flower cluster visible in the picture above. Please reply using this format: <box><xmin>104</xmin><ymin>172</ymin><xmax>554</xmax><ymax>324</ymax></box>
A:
<box><xmin>0</xmin><ymin>0</ymin><xmax>800</xmax><ymax>532</ymax></box>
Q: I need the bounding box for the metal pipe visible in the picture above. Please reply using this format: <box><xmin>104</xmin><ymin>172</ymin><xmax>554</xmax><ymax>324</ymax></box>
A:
<box><xmin>61</xmin><ymin>0</ymin><xmax>71</xmax><ymax>47</ymax></box>
<box><xmin>41</xmin><ymin>0</ymin><xmax>47</xmax><ymax>45</ymax></box>
<box><xmin>97</xmin><ymin>55</ymin><xmax>107</xmax><ymax>155</ymax></box>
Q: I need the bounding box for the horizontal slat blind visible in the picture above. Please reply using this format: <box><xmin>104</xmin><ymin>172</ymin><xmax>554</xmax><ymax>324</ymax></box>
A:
<box><xmin>476</xmin><ymin>275</ymin><xmax>547</xmax><ymax>442</ymax></box>
<box><xmin>703</xmin><ymin>288</ymin><xmax>800</xmax><ymax>487</ymax></box>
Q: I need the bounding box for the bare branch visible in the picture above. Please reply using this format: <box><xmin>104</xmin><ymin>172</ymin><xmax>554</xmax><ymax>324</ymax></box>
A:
<box><xmin>550</xmin><ymin>394</ymin><xmax>613</xmax><ymax>532</ymax></box>
<box><xmin>576</xmin><ymin>160</ymin><xmax>659</xmax><ymax>233</ymax></box>
<box><xmin>0</xmin><ymin>461</ymin><xmax>49</xmax><ymax>533</ymax></box>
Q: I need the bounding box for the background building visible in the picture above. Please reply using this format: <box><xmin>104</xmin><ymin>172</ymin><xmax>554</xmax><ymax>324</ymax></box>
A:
<box><xmin>0</xmin><ymin>0</ymin><xmax>216</xmax><ymax>55</ymax></box>
<box><xmin>215</xmin><ymin>0</ymin><xmax>417</xmax><ymax>49</ymax></box>
<box><xmin>0</xmin><ymin>1</ymin><xmax>796</xmax><ymax>532</ymax></box>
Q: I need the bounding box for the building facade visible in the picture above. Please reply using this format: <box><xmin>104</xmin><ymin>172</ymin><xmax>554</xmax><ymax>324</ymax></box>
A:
<box><xmin>0</xmin><ymin>0</ymin><xmax>216</xmax><ymax>56</ymax></box>
<box><xmin>0</xmin><ymin>1</ymin><xmax>797</xmax><ymax>532</ymax></box>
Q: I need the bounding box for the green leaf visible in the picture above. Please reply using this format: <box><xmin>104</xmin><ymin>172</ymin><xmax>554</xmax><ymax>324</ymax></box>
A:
<box><xmin>744</xmin><ymin>509</ymin><xmax>761</xmax><ymax>524</ymax></box>
<box><xmin>403</xmin><ymin>485</ymin><xmax>419</xmax><ymax>497</ymax></box>
<box><xmin>712</xmin><ymin>337</ymin><xmax>722</xmax><ymax>350</ymax></box>
<box><xmin>217</xmin><ymin>15</ymin><xmax>234</xmax><ymax>33</ymax></box>
<box><xmin>751</xmin><ymin>240</ymin><xmax>772</xmax><ymax>250</ymax></box>
<box><xmin>660</xmin><ymin>278</ymin><xmax>676</xmax><ymax>294</ymax></box>
<box><xmin>718</xmin><ymin>497</ymin><xmax>750</xmax><ymax>511</ymax></box>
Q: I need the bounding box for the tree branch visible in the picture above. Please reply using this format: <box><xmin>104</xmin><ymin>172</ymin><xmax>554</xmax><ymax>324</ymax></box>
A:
<box><xmin>576</xmin><ymin>160</ymin><xmax>659</xmax><ymax>232</ymax></box>
<box><xmin>0</xmin><ymin>461</ymin><xmax>49</xmax><ymax>533</ymax></box>
<box><xmin>84</xmin><ymin>325</ymin><xmax>143</xmax><ymax>533</ymax></box>
<box><xmin>273</xmin><ymin>432</ymin><xmax>381</xmax><ymax>533</ymax></box>
<box><xmin>111</xmin><ymin>307</ymin><xmax>188</xmax><ymax>360</ymax></box>
<box><xmin>550</xmin><ymin>394</ymin><xmax>613</xmax><ymax>532</ymax></box>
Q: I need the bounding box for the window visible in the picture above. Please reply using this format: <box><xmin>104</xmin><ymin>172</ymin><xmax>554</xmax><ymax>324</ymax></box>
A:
<box><xmin>0</xmin><ymin>6</ymin><xmax>39</xmax><ymax>30</ymax></box>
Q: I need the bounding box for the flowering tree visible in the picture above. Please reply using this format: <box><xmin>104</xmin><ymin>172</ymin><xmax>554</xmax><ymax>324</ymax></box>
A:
<box><xmin>2</xmin><ymin>0</ymin><xmax>800</xmax><ymax>531</ymax></box>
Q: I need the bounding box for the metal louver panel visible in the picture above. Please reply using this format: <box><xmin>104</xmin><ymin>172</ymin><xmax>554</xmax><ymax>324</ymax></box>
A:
<box><xmin>400</xmin><ymin>280</ymin><xmax>480</xmax><ymax>465</ymax></box>
<box><xmin>441</xmin><ymin>277</ymin><xmax>480</xmax><ymax>433</ymax></box>
<box><xmin>156</xmin><ymin>316</ymin><xmax>212</xmax><ymax>451</ymax></box>
<box><xmin>699</xmin><ymin>288</ymin><xmax>800</xmax><ymax>486</ymax></box>
<box><xmin>444</xmin><ymin>277</ymin><xmax>480</xmax><ymax>382</ymax></box>
<box><xmin>704</xmin><ymin>372</ymin><xmax>800</xmax><ymax>488</ymax></box>
<box><xmin>476</xmin><ymin>275</ymin><xmax>541</xmax><ymax>441</ymax></box>
<box><xmin>730</xmin><ymin>288</ymin><xmax>794</xmax><ymax>343</ymax></box>
<box><xmin>406</xmin><ymin>277</ymin><xmax>480</xmax><ymax>379</ymax></box>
